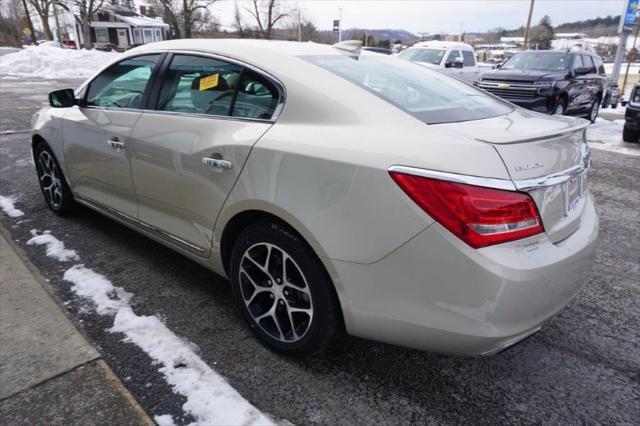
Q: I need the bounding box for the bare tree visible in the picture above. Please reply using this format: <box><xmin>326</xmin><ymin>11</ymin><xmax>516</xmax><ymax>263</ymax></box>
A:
<box><xmin>67</xmin><ymin>0</ymin><xmax>105</xmax><ymax>48</ymax></box>
<box><xmin>0</xmin><ymin>0</ymin><xmax>26</xmax><ymax>46</ymax></box>
<box><xmin>245</xmin><ymin>0</ymin><xmax>290</xmax><ymax>39</ymax></box>
<box><xmin>231</xmin><ymin>1</ymin><xmax>245</xmax><ymax>37</ymax></box>
<box><xmin>148</xmin><ymin>0</ymin><xmax>216</xmax><ymax>39</ymax></box>
<box><xmin>29</xmin><ymin>0</ymin><xmax>54</xmax><ymax>39</ymax></box>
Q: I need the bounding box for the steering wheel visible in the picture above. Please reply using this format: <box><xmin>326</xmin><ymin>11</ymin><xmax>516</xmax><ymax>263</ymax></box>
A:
<box><xmin>204</xmin><ymin>90</ymin><xmax>234</xmax><ymax>113</ymax></box>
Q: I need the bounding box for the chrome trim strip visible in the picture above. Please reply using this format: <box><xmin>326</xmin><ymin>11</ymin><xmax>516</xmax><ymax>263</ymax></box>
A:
<box><xmin>512</xmin><ymin>164</ymin><xmax>587</xmax><ymax>191</ymax></box>
<box><xmin>74</xmin><ymin>194</ymin><xmax>206</xmax><ymax>254</ymax></box>
<box><xmin>388</xmin><ymin>166</ymin><xmax>517</xmax><ymax>191</ymax></box>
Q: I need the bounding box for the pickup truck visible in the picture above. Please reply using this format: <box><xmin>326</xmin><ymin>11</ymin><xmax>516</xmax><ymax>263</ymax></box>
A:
<box><xmin>398</xmin><ymin>41</ymin><xmax>480</xmax><ymax>83</ymax></box>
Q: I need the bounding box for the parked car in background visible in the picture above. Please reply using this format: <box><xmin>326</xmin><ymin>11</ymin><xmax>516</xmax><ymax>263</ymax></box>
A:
<box><xmin>475</xmin><ymin>50</ymin><xmax>606</xmax><ymax>122</ymax></box>
<box><xmin>623</xmin><ymin>83</ymin><xmax>640</xmax><ymax>143</ymax></box>
<box><xmin>33</xmin><ymin>39</ymin><xmax>598</xmax><ymax>357</ymax></box>
<box><xmin>362</xmin><ymin>46</ymin><xmax>392</xmax><ymax>55</ymax></box>
<box><xmin>398</xmin><ymin>41</ymin><xmax>479</xmax><ymax>83</ymax></box>
<box><xmin>601</xmin><ymin>79</ymin><xmax>620</xmax><ymax>109</ymax></box>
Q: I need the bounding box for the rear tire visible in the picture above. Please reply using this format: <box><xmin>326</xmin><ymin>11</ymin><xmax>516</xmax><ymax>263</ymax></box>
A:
<box><xmin>230</xmin><ymin>221</ymin><xmax>339</xmax><ymax>357</ymax></box>
<box><xmin>34</xmin><ymin>143</ymin><xmax>76</xmax><ymax>214</ymax></box>
<box><xmin>623</xmin><ymin>126</ymin><xmax>640</xmax><ymax>143</ymax></box>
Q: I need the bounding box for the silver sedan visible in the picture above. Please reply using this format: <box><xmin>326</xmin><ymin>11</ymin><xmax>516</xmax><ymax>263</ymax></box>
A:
<box><xmin>31</xmin><ymin>39</ymin><xmax>598</xmax><ymax>356</ymax></box>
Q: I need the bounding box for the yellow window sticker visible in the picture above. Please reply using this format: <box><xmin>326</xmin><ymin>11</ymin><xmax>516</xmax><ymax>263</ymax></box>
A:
<box><xmin>199</xmin><ymin>74</ymin><xmax>219</xmax><ymax>91</ymax></box>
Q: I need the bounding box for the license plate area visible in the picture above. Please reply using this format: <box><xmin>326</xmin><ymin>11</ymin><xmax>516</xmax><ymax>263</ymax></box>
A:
<box><xmin>563</xmin><ymin>173</ymin><xmax>585</xmax><ymax>216</ymax></box>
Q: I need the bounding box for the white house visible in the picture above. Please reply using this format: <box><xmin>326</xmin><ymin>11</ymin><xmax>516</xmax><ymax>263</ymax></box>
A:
<box><xmin>80</xmin><ymin>5</ymin><xmax>169</xmax><ymax>50</ymax></box>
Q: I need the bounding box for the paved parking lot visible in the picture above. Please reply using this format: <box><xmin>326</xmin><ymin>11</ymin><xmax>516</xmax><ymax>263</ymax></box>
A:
<box><xmin>1</xmin><ymin>77</ymin><xmax>638</xmax><ymax>424</ymax></box>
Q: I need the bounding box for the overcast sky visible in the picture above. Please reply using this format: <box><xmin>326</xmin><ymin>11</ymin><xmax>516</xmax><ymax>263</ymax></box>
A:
<box><xmin>209</xmin><ymin>0</ymin><xmax>626</xmax><ymax>34</ymax></box>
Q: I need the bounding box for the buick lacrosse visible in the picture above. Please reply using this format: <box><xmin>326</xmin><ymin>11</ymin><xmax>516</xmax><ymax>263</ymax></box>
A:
<box><xmin>32</xmin><ymin>39</ymin><xmax>598</xmax><ymax>356</ymax></box>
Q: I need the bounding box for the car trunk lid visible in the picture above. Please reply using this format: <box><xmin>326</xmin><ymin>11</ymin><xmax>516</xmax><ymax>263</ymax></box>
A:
<box><xmin>439</xmin><ymin>110</ymin><xmax>590</xmax><ymax>243</ymax></box>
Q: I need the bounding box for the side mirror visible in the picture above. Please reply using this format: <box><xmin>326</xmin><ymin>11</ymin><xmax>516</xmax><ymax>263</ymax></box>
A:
<box><xmin>574</xmin><ymin>67</ymin><xmax>591</xmax><ymax>76</ymax></box>
<box><xmin>496</xmin><ymin>62</ymin><xmax>503</xmax><ymax>69</ymax></box>
<box><xmin>454</xmin><ymin>57</ymin><xmax>464</xmax><ymax>68</ymax></box>
<box><xmin>49</xmin><ymin>89</ymin><xmax>76</xmax><ymax>108</ymax></box>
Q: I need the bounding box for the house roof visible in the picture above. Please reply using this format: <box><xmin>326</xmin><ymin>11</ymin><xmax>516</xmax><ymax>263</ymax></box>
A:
<box><xmin>99</xmin><ymin>5</ymin><xmax>169</xmax><ymax>28</ymax></box>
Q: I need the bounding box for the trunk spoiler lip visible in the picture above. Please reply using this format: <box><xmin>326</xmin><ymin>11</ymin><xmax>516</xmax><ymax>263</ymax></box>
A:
<box><xmin>388</xmin><ymin>141</ymin><xmax>591</xmax><ymax>193</ymax></box>
<box><xmin>473</xmin><ymin>121</ymin><xmax>589</xmax><ymax>145</ymax></box>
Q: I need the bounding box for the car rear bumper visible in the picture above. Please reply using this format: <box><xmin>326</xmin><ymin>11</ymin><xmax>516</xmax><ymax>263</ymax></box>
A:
<box><xmin>332</xmin><ymin>193</ymin><xmax>599</xmax><ymax>356</ymax></box>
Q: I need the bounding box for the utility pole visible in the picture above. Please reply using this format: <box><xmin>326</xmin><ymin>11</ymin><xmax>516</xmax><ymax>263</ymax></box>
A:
<box><xmin>338</xmin><ymin>6</ymin><xmax>343</xmax><ymax>43</ymax></box>
<box><xmin>522</xmin><ymin>0</ymin><xmax>535</xmax><ymax>50</ymax></box>
<box><xmin>20</xmin><ymin>0</ymin><xmax>36</xmax><ymax>45</ymax></box>
<box><xmin>297</xmin><ymin>9</ymin><xmax>301</xmax><ymax>42</ymax></box>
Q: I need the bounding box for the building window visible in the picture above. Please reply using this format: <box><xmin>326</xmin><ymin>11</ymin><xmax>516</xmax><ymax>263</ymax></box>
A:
<box><xmin>133</xmin><ymin>28</ymin><xmax>142</xmax><ymax>44</ymax></box>
<box><xmin>95</xmin><ymin>28</ymin><xmax>109</xmax><ymax>44</ymax></box>
<box><xmin>154</xmin><ymin>28</ymin><xmax>162</xmax><ymax>42</ymax></box>
<box><xmin>143</xmin><ymin>29</ymin><xmax>153</xmax><ymax>44</ymax></box>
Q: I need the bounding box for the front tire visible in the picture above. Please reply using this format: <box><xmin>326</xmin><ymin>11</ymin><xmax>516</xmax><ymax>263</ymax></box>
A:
<box><xmin>553</xmin><ymin>100</ymin><xmax>566</xmax><ymax>115</ymax></box>
<box><xmin>34</xmin><ymin>143</ymin><xmax>76</xmax><ymax>214</ymax></box>
<box><xmin>230</xmin><ymin>222</ymin><xmax>339</xmax><ymax>357</ymax></box>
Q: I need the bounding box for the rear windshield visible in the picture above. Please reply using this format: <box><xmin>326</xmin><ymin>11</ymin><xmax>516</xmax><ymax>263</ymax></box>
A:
<box><xmin>398</xmin><ymin>48</ymin><xmax>445</xmax><ymax>65</ymax></box>
<box><xmin>302</xmin><ymin>55</ymin><xmax>512</xmax><ymax>124</ymax></box>
<box><xmin>502</xmin><ymin>52</ymin><xmax>572</xmax><ymax>71</ymax></box>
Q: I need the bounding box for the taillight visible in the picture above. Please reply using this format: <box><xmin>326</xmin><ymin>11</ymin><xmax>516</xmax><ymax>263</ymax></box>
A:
<box><xmin>389</xmin><ymin>171</ymin><xmax>544</xmax><ymax>248</ymax></box>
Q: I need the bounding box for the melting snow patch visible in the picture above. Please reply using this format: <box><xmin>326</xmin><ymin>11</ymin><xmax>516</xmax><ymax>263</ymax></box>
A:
<box><xmin>25</xmin><ymin>229</ymin><xmax>275</xmax><ymax>425</ymax></box>
<box><xmin>587</xmin><ymin>118</ymin><xmax>640</xmax><ymax>157</ymax></box>
<box><xmin>154</xmin><ymin>415</ymin><xmax>175</xmax><ymax>426</ymax></box>
<box><xmin>0</xmin><ymin>195</ymin><xmax>25</xmax><ymax>217</ymax></box>
<box><xmin>27</xmin><ymin>230</ymin><xmax>79</xmax><ymax>261</ymax></box>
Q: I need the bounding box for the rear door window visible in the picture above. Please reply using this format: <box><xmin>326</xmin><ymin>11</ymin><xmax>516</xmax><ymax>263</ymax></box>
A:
<box><xmin>157</xmin><ymin>54</ymin><xmax>242</xmax><ymax>116</ymax></box>
<box><xmin>582</xmin><ymin>55</ymin><xmax>595</xmax><ymax>73</ymax></box>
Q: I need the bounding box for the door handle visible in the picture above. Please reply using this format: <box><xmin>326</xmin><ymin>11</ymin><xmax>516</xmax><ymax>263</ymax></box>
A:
<box><xmin>107</xmin><ymin>138</ymin><xmax>125</xmax><ymax>151</ymax></box>
<box><xmin>202</xmin><ymin>157</ymin><xmax>232</xmax><ymax>170</ymax></box>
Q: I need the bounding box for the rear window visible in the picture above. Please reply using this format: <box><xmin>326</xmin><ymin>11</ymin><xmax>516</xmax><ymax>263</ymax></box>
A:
<box><xmin>398</xmin><ymin>48</ymin><xmax>446</xmax><ymax>65</ymax></box>
<box><xmin>302</xmin><ymin>55</ymin><xmax>512</xmax><ymax>124</ymax></box>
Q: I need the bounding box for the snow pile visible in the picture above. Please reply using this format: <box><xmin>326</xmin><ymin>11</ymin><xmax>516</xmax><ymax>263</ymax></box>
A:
<box><xmin>28</xmin><ymin>231</ymin><xmax>275</xmax><ymax>426</ymax></box>
<box><xmin>27</xmin><ymin>230</ymin><xmax>79</xmax><ymax>261</ymax></box>
<box><xmin>0</xmin><ymin>195</ymin><xmax>24</xmax><ymax>217</ymax></box>
<box><xmin>587</xmin><ymin>118</ymin><xmax>640</xmax><ymax>157</ymax></box>
<box><xmin>154</xmin><ymin>415</ymin><xmax>175</xmax><ymax>426</ymax></box>
<box><xmin>0</xmin><ymin>45</ymin><xmax>121</xmax><ymax>79</ymax></box>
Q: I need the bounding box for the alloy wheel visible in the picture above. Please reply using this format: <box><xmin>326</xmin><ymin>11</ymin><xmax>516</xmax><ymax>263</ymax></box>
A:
<box><xmin>239</xmin><ymin>242</ymin><xmax>313</xmax><ymax>343</ymax></box>
<box><xmin>37</xmin><ymin>150</ymin><xmax>63</xmax><ymax>209</ymax></box>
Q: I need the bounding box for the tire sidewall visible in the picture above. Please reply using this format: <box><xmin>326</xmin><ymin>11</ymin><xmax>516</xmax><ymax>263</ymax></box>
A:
<box><xmin>230</xmin><ymin>222</ymin><xmax>337</xmax><ymax>356</ymax></box>
<box><xmin>589</xmin><ymin>100</ymin><xmax>600</xmax><ymax>123</ymax></box>
<box><xmin>34</xmin><ymin>143</ymin><xmax>74</xmax><ymax>214</ymax></box>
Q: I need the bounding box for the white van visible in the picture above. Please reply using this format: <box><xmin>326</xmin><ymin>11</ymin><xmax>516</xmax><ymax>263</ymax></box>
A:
<box><xmin>398</xmin><ymin>41</ymin><xmax>479</xmax><ymax>83</ymax></box>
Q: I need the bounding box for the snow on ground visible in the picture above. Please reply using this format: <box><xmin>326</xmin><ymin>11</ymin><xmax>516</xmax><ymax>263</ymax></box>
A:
<box><xmin>0</xmin><ymin>45</ymin><xmax>121</xmax><ymax>79</ymax></box>
<box><xmin>27</xmin><ymin>230</ymin><xmax>79</xmax><ymax>261</ymax></box>
<box><xmin>587</xmin><ymin>118</ymin><xmax>640</xmax><ymax>157</ymax></box>
<box><xmin>0</xmin><ymin>195</ymin><xmax>25</xmax><ymax>217</ymax></box>
<box><xmin>154</xmin><ymin>414</ymin><xmax>176</xmax><ymax>426</ymax></box>
<box><xmin>27</xmin><ymin>231</ymin><xmax>276</xmax><ymax>426</ymax></box>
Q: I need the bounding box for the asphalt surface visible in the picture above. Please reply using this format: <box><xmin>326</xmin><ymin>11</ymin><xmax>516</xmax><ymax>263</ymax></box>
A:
<box><xmin>1</xmin><ymin>77</ymin><xmax>639</xmax><ymax>424</ymax></box>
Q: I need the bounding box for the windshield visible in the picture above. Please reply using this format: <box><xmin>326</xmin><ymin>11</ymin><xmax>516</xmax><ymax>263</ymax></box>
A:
<box><xmin>398</xmin><ymin>48</ymin><xmax>445</xmax><ymax>65</ymax></box>
<box><xmin>502</xmin><ymin>52</ymin><xmax>572</xmax><ymax>71</ymax></box>
<box><xmin>302</xmin><ymin>55</ymin><xmax>512</xmax><ymax>124</ymax></box>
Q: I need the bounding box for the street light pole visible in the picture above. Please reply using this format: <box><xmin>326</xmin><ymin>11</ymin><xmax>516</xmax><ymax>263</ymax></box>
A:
<box><xmin>621</xmin><ymin>20</ymin><xmax>640</xmax><ymax>97</ymax></box>
<box><xmin>338</xmin><ymin>6</ymin><xmax>343</xmax><ymax>43</ymax></box>
<box><xmin>522</xmin><ymin>0</ymin><xmax>535</xmax><ymax>50</ymax></box>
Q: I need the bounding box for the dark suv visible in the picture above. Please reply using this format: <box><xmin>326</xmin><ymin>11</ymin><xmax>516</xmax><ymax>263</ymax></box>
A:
<box><xmin>623</xmin><ymin>83</ymin><xmax>640</xmax><ymax>143</ymax></box>
<box><xmin>475</xmin><ymin>50</ymin><xmax>605</xmax><ymax>122</ymax></box>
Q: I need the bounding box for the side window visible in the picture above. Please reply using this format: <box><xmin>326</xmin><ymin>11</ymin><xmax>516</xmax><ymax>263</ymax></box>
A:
<box><xmin>157</xmin><ymin>54</ymin><xmax>242</xmax><ymax>116</ymax></box>
<box><xmin>462</xmin><ymin>50</ymin><xmax>476</xmax><ymax>67</ymax></box>
<box><xmin>231</xmin><ymin>70</ymin><xmax>279</xmax><ymax>120</ymax></box>
<box><xmin>446</xmin><ymin>50</ymin><xmax>462</xmax><ymax>65</ymax></box>
<box><xmin>572</xmin><ymin>54</ymin><xmax>584</xmax><ymax>70</ymax></box>
<box><xmin>582</xmin><ymin>55</ymin><xmax>595</xmax><ymax>73</ymax></box>
<box><xmin>85</xmin><ymin>54</ymin><xmax>160</xmax><ymax>109</ymax></box>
